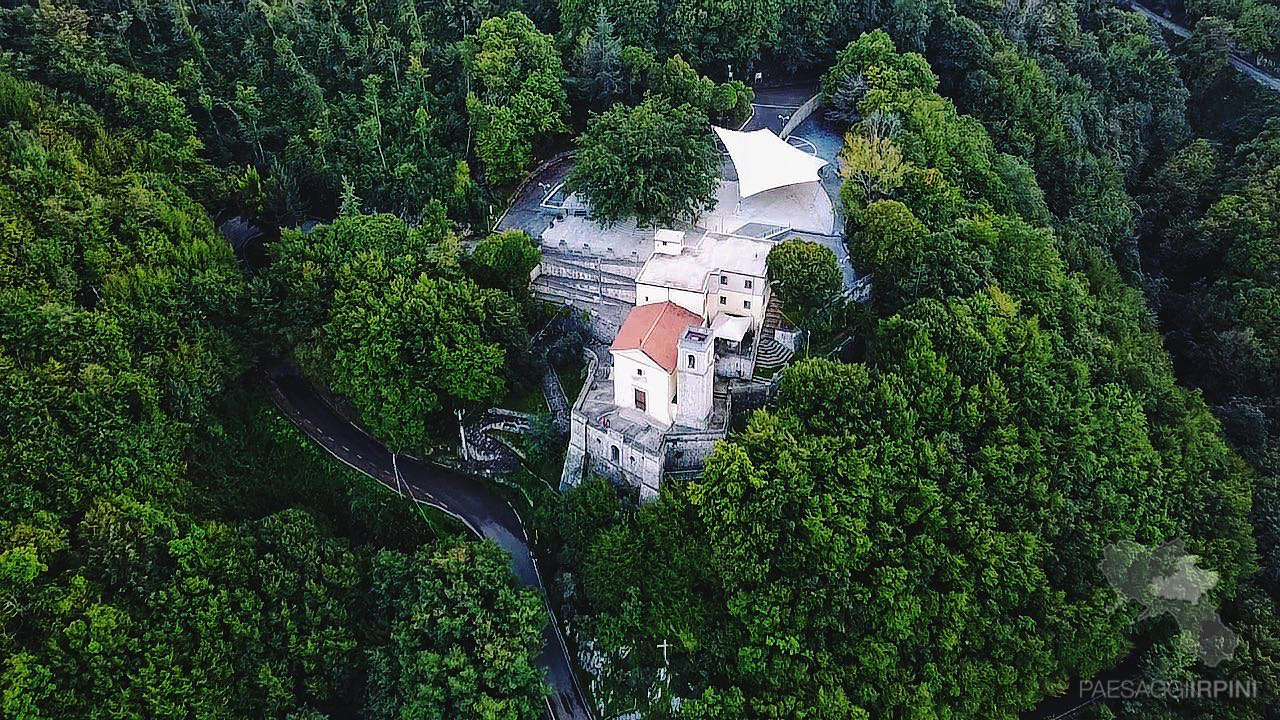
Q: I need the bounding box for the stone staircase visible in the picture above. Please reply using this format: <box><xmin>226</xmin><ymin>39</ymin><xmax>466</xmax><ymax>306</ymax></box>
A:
<box><xmin>532</xmin><ymin>274</ymin><xmax>634</xmax><ymax>306</ymax></box>
<box><xmin>753</xmin><ymin>297</ymin><xmax>794</xmax><ymax>376</ymax></box>
<box><xmin>531</xmin><ymin>274</ymin><xmax>630</xmax><ymax>342</ymax></box>
<box><xmin>540</xmin><ymin>248</ymin><xmax>643</xmax><ymax>281</ymax></box>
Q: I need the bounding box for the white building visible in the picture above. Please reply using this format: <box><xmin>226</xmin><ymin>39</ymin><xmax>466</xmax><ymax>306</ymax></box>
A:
<box><xmin>634</xmin><ymin>231</ymin><xmax>773</xmax><ymax>332</ymax></box>
<box><xmin>568</xmin><ymin>231</ymin><xmax>779</xmax><ymax>499</ymax></box>
<box><xmin>609</xmin><ymin>301</ymin><xmax>703</xmax><ymax>427</ymax></box>
<box><xmin>558</xmin><ymin>127</ymin><xmax>834</xmax><ymax>499</ymax></box>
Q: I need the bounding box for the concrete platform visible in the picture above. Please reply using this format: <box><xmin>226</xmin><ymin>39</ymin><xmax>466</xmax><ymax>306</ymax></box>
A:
<box><xmin>701</xmin><ymin>180</ymin><xmax>834</xmax><ymax>235</ymax></box>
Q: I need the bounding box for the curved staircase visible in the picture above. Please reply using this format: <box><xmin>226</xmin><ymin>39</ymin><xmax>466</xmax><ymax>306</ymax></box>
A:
<box><xmin>753</xmin><ymin>297</ymin><xmax>794</xmax><ymax>377</ymax></box>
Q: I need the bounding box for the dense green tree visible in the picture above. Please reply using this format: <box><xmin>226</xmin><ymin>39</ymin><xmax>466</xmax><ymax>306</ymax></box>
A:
<box><xmin>559</xmin><ymin>0</ymin><xmax>660</xmax><ymax>48</ymax></box>
<box><xmin>365</xmin><ymin>541</ymin><xmax>548</xmax><ymax>719</ymax></box>
<box><xmin>1181</xmin><ymin>17</ymin><xmax>1238</xmax><ymax>98</ymax></box>
<box><xmin>251</xmin><ymin>211</ymin><xmax>455</xmax><ymax>349</ymax></box>
<box><xmin>772</xmin><ymin>0</ymin><xmax>839</xmax><ymax>71</ymax></box>
<box><xmin>0</xmin><ymin>71</ymin><xmax>247</xmax><ymax>522</ymax></box>
<box><xmin>317</xmin><ymin>269</ymin><xmax>510</xmax><ymax>450</ymax></box>
<box><xmin>1137</xmin><ymin>138</ymin><xmax>1221</xmax><ymax>279</ymax></box>
<box><xmin>766</xmin><ymin>238</ymin><xmax>843</xmax><ymax>313</ymax></box>
<box><xmin>1235</xmin><ymin>1</ymin><xmax>1280</xmax><ymax>52</ymax></box>
<box><xmin>837</xmin><ymin>120</ymin><xmax>909</xmax><ymax>206</ymax></box>
<box><xmin>1157</xmin><ymin>151</ymin><xmax>1280</xmax><ymax>454</ymax></box>
<box><xmin>0</xmin><ymin>78</ymin><xmax>549</xmax><ymax>719</ymax></box>
<box><xmin>661</xmin><ymin>0</ymin><xmax>783</xmax><ymax>68</ymax></box>
<box><xmin>566</xmin><ymin>96</ymin><xmax>720</xmax><ymax>226</ymax></box>
<box><xmin>462</xmin><ymin>11</ymin><xmax>569</xmax><ymax>186</ymax></box>
<box><xmin>254</xmin><ymin>211</ymin><xmax>528</xmax><ymax>451</ymax></box>
<box><xmin>1187</xmin><ymin>0</ymin><xmax>1280</xmax><ymax>54</ymax></box>
<box><xmin>640</xmin><ymin>54</ymin><xmax>754</xmax><ymax>125</ymax></box>
<box><xmin>0</xmin><ymin>0</ymin><xmax>505</xmax><ymax>225</ymax></box>
<box><xmin>570</xmin><ymin>7</ymin><xmax>627</xmax><ymax>112</ymax></box>
<box><xmin>468</xmin><ymin>230</ymin><xmax>543</xmax><ymax>294</ymax></box>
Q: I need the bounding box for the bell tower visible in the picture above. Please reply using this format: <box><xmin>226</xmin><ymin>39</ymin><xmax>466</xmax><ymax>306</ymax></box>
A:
<box><xmin>674</xmin><ymin>327</ymin><xmax>714</xmax><ymax>429</ymax></box>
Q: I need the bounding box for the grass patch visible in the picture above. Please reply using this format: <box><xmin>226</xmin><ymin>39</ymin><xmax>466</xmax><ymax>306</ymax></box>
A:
<box><xmin>753</xmin><ymin>362</ymin><xmax>786</xmax><ymax>381</ymax></box>
<box><xmin>500</xmin><ymin>381</ymin><xmax>548</xmax><ymax>414</ymax></box>
<box><xmin>555</xmin><ymin>355</ymin><xmax>587</xmax><ymax>404</ymax></box>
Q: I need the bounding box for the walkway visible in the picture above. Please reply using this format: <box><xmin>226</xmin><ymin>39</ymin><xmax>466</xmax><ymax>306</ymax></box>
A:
<box><xmin>1129</xmin><ymin>1</ymin><xmax>1280</xmax><ymax>92</ymax></box>
<box><xmin>263</xmin><ymin>363</ymin><xmax>594</xmax><ymax>720</ymax></box>
<box><xmin>543</xmin><ymin>366</ymin><xmax>571</xmax><ymax>433</ymax></box>
<box><xmin>742</xmin><ymin>84</ymin><xmax>819</xmax><ymax>133</ymax></box>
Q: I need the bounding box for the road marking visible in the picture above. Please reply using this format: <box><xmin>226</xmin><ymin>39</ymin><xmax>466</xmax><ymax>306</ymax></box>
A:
<box><xmin>267</xmin><ymin>377</ymin><xmax>595</xmax><ymax>720</ymax></box>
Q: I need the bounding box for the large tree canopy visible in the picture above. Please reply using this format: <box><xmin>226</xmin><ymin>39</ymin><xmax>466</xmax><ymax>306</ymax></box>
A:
<box><xmin>462</xmin><ymin>11</ymin><xmax>569</xmax><ymax>186</ymax></box>
<box><xmin>253</xmin><ymin>211</ymin><xmax>528</xmax><ymax>451</ymax></box>
<box><xmin>765</xmin><ymin>238</ymin><xmax>842</xmax><ymax>314</ymax></box>
<box><xmin>566</xmin><ymin>96</ymin><xmax>720</xmax><ymax>226</ymax></box>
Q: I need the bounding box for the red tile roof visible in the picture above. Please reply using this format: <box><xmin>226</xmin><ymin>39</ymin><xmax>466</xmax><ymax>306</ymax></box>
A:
<box><xmin>610</xmin><ymin>302</ymin><xmax>703</xmax><ymax>372</ymax></box>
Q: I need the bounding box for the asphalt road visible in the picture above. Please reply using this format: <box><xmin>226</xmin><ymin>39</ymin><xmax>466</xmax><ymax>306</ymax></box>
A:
<box><xmin>496</xmin><ymin>155</ymin><xmax>574</xmax><ymax>237</ymax></box>
<box><xmin>1128</xmin><ymin>1</ymin><xmax>1280</xmax><ymax>91</ymax></box>
<box><xmin>743</xmin><ymin>83</ymin><xmax>819</xmax><ymax>133</ymax></box>
<box><xmin>264</xmin><ymin>365</ymin><xmax>594</xmax><ymax>720</ymax></box>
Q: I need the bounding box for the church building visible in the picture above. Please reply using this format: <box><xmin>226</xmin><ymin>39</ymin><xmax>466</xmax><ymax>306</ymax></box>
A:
<box><xmin>567</xmin><ymin>230</ymin><xmax>776</xmax><ymax>500</ymax></box>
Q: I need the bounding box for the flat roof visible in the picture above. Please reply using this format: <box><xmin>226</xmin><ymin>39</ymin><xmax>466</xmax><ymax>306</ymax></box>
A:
<box><xmin>635</xmin><ymin>233</ymin><xmax>774</xmax><ymax>292</ymax></box>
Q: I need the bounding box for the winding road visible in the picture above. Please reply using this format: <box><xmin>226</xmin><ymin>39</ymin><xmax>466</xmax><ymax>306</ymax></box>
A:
<box><xmin>1128</xmin><ymin>0</ymin><xmax>1280</xmax><ymax>92</ymax></box>
<box><xmin>263</xmin><ymin>364</ymin><xmax>594</xmax><ymax>720</ymax></box>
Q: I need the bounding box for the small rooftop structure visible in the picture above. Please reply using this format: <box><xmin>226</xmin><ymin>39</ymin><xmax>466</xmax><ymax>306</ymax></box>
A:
<box><xmin>636</xmin><ymin>233</ymin><xmax>774</xmax><ymax>292</ymax></box>
<box><xmin>713</xmin><ymin>126</ymin><xmax>829</xmax><ymax>198</ymax></box>
<box><xmin>610</xmin><ymin>302</ymin><xmax>703</xmax><ymax>372</ymax></box>
<box><xmin>654</xmin><ymin>229</ymin><xmax>686</xmax><ymax>255</ymax></box>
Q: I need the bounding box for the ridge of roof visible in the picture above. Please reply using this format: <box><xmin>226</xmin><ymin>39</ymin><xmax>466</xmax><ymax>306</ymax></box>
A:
<box><xmin>610</xmin><ymin>302</ymin><xmax>703</xmax><ymax>372</ymax></box>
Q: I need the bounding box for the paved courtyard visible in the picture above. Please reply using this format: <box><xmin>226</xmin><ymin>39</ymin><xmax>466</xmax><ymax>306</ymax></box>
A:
<box><xmin>503</xmin><ymin>86</ymin><xmax>863</xmax><ymax>320</ymax></box>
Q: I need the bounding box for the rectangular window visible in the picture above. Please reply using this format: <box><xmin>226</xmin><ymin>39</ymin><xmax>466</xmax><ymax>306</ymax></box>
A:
<box><xmin>634</xmin><ymin>388</ymin><xmax>647</xmax><ymax>411</ymax></box>
<box><xmin>744</xmin><ymin>300</ymin><xmax>752</xmax><ymax>310</ymax></box>
<box><xmin>744</xmin><ymin>279</ymin><xmax>753</xmax><ymax>289</ymax></box>
<box><xmin>719</xmin><ymin>296</ymin><xmax>726</xmax><ymax>305</ymax></box>
<box><xmin>636</xmin><ymin>367</ymin><xmax>643</xmax><ymax>376</ymax></box>
<box><xmin>720</xmin><ymin>275</ymin><xmax>728</xmax><ymax>285</ymax></box>
<box><xmin>687</xmin><ymin>354</ymin><xmax>696</xmax><ymax>369</ymax></box>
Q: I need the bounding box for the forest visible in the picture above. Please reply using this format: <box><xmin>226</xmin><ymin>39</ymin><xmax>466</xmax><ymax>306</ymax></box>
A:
<box><xmin>0</xmin><ymin>0</ymin><xmax>1277</xmax><ymax>718</ymax></box>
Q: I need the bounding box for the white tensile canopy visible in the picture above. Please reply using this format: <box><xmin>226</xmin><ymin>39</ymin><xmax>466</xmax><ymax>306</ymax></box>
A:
<box><xmin>713</xmin><ymin>126</ymin><xmax>829</xmax><ymax>198</ymax></box>
<box><xmin>711</xmin><ymin>313</ymin><xmax>752</xmax><ymax>343</ymax></box>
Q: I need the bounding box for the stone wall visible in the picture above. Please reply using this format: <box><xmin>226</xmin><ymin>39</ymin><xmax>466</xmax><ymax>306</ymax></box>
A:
<box><xmin>715</xmin><ymin>352</ymin><xmax>754</xmax><ymax>379</ymax></box>
<box><xmin>583</xmin><ymin>422</ymin><xmax>664</xmax><ymax>500</ymax></box>
<box><xmin>560</xmin><ymin>349</ymin><xmax>598</xmax><ymax>490</ymax></box>
<box><xmin>539</xmin><ymin>260</ymin><xmax>638</xmax><ymax>304</ymax></box>
<box><xmin>664</xmin><ymin>432</ymin><xmax>722</xmax><ymax>472</ymax></box>
<box><xmin>780</xmin><ymin>94</ymin><xmax>821</xmax><ymax>139</ymax></box>
<box><xmin>728</xmin><ymin>378</ymin><xmax>776</xmax><ymax>416</ymax></box>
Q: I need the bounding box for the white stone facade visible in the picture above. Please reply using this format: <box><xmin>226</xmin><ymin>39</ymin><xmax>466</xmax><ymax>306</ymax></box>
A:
<box><xmin>561</xmin><ymin>230</ymin><xmax>779</xmax><ymax>500</ymax></box>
